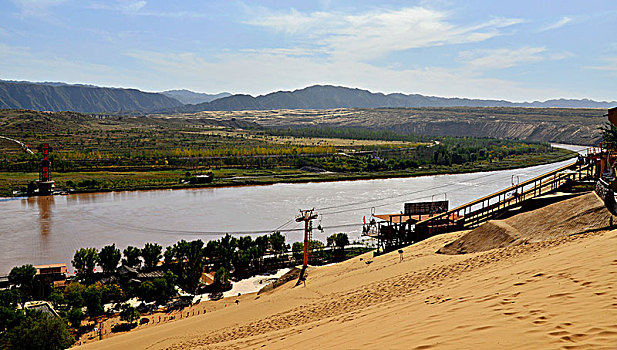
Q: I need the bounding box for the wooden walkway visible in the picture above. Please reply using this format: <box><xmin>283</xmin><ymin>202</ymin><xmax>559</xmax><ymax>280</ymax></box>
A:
<box><xmin>414</xmin><ymin>161</ymin><xmax>595</xmax><ymax>236</ymax></box>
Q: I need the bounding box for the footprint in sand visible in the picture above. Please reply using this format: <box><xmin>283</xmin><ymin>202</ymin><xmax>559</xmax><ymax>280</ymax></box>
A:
<box><xmin>549</xmin><ymin>330</ymin><xmax>570</xmax><ymax>337</ymax></box>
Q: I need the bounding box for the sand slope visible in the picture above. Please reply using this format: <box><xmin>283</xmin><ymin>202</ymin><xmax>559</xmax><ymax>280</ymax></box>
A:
<box><xmin>82</xmin><ymin>193</ymin><xmax>617</xmax><ymax>349</ymax></box>
<box><xmin>439</xmin><ymin>192</ymin><xmax>612</xmax><ymax>254</ymax></box>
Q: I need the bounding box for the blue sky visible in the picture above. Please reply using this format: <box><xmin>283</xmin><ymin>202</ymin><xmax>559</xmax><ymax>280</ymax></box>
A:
<box><xmin>0</xmin><ymin>0</ymin><xmax>616</xmax><ymax>101</ymax></box>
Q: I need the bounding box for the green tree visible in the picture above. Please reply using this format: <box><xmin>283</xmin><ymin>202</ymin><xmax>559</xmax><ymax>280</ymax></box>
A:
<box><xmin>141</xmin><ymin>243</ymin><xmax>162</xmax><ymax>270</ymax></box>
<box><xmin>97</xmin><ymin>244</ymin><xmax>121</xmax><ymax>275</ymax></box>
<box><xmin>327</xmin><ymin>233</ymin><xmax>349</xmax><ymax>251</ymax></box>
<box><xmin>237</xmin><ymin>236</ymin><xmax>253</xmax><ymax>251</ymax></box>
<box><xmin>101</xmin><ymin>284</ymin><xmax>124</xmax><ymax>304</ymax></box>
<box><xmin>254</xmin><ymin>235</ymin><xmax>269</xmax><ymax>256</ymax></box>
<box><xmin>232</xmin><ymin>249</ymin><xmax>252</xmax><ymax>273</ymax></box>
<box><xmin>63</xmin><ymin>282</ymin><xmax>85</xmax><ymax>308</ymax></box>
<box><xmin>72</xmin><ymin>248</ymin><xmax>99</xmax><ymax>282</ymax></box>
<box><xmin>0</xmin><ymin>306</ymin><xmax>22</xmax><ymax>334</ymax></box>
<box><xmin>269</xmin><ymin>231</ymin><xmax>286</xmax><ymax>255</ymax></box>
<box><xmin>8</xmin><ymin>265</ymin><xmax>37</xmax><ymax>301</ymax></box>
<box><xmin>152</xmin><ymin>277</ymin><xmax>176</xmax><ymax>304</ymax></box>
<box><xmin>119</xmin><ymin>303</ymin><xmax>140</xmax><ymax>324</ymax></box>
<box><xmin>292</xmin><ymin>241</ymin><xmax>304</xmax><ymax>260</ymax></box>
<box><xmin>214</xmin><ymin>266</ymin><xmax>230</xmax><ymax>289</ymax></box>
<box><xmin>122</xmin><ymin>246</ymin><xmax>142</xmax><ymax>268</ymax></box>
<box><xmin>203</xmin><ymin>240</ymin><xmax>221</xmax><ymax>266</ymax></box>
<box><xmin>182</xmin><ymin>240</ymin><xmax>205</xmax><ymax>293</ymax></box>
<box><xmin>136</xmin><ymin>281</ymin><xmax>156</xmax><ymax>302</ymax></box>
<box><xmin>218</xmin><ymin>234</ymin><xmax>237</xmax><ymax>269</ymax></box>
<box><xmin>48</xmin><ymin>288</ymin><xmax>66</xmax><ymax>307</ymax></box>
<box><xmin>83</xmin><ymin>284</ymin><xmax>104</xmax><ymax>317</ymax></box>
<box><xmin>163</xmin><ymin>245</ymin><xmax>175</xmax><ymax>269</ymax></box>
<box><xmin>136</xmin><ymin>278</ymin><xmax>174</xmax><ymax>304</ymax></box>
<box><xmin>0</xmin><ymin>290</ymin><xmax>23</xmax><ymax>334</ymax></box>
<box><xmin>67</xmin><ymin>307</ymin><xmax>84</xmax><ymax>329</ymax></box>
<box><xmin>4</xmin><ymin>312</ymin><xmax>73</xmax><ymax>350</ymax></box>
<box><xmin>165</xmin><ymin>240</ymin><xmax>205</xmax><ymax>293</ymax></box>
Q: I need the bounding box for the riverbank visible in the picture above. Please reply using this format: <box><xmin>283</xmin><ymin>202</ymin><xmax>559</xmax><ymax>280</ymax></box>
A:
<box><xmin>80</xmin><ymin>191</ymin><xmax>617</xmax><ymax>349</ymax></box>
<box><xmin>0</xmin><ymin>147</ymin><xmax>575</xmax><ymax>197</ymax></box>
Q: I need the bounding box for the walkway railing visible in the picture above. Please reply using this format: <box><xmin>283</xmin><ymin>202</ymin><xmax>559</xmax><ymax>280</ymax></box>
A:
<box><xmin>415</xmin><ymin>161</ymin><xmax>595</xmax><ymax>236</ymax></box>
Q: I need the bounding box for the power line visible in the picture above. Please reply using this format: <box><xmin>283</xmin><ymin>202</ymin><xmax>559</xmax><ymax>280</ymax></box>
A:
<box><xmin>316</xmin><ymin>171</ymin><xmax>502</xmax><ymax>212</ymax></box>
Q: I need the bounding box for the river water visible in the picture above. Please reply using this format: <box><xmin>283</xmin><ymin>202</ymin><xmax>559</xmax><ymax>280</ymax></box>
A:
<box><xmin>0</xmin><ymin>144</ymin><xmax>587</xmax><ymax>273</ymax></box>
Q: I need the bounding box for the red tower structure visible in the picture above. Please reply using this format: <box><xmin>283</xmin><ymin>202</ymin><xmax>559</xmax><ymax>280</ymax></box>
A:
<box><xmin>295</xmin><ymin>208</ymin><xmax>318</xmax><ymax>286</ymax></box>
<box><xmin>36</xmin><ymin>143</ymin><xmax>55</xmax><ymax>195</ymax></box>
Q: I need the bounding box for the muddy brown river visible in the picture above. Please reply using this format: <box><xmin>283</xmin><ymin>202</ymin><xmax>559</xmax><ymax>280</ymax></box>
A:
<box><xmin>0</xmin><ymin>144</ymin><xmax>586</xmax><ymax>273</ymax></box>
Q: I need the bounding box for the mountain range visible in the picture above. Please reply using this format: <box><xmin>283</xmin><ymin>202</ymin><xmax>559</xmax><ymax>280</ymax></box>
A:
<box><xmin>161</xmin><ymin>89</ymin><xmax>231</xmax><ymax>105</ymax></box>
<box><xmin>0</xmin><ymin>80</ymin><xmax>182</xmax><ymax>113</ymax></box>
<box><xmin>166</xmin><ymin>85</ymin><xmax>617</xmax><ymax>113</ymax></box>
<box><xmin>0</xmin><ymin>80</ymin><xmax>614</xmax><ymax>114</ymax></box>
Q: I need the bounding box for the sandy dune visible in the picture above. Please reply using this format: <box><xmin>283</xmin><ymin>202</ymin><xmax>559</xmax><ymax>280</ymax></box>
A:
<box><xmin>439</xmin><ymin>192</ymin><xmax>612</xmax><ymax>254</ymax></box>
<box><xmin>82</xmin><ymin>193</ymin><xmax>617</xmax><ymax>349</ymax></box>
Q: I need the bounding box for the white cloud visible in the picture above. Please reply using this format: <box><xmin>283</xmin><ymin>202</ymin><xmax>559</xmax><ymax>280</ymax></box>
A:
<box><xmin>11</xmin><ymin>0</ymin><xmax>68</xmax><ymax>17</ymax></box>
<box><xmin>586</xmin><ymin>57</ymin><xmax>617</xmax><ymax>71</ymax></box>
<box><xmin>125</xmin><ymin>1</ymin><xmax>146</xmax><ymax>13</ymax></box>
<box><xmin>89</xmin><ymin>1</ymin><xmax>207</xmax><ymax>18</ymax></box>
<box><xmin>245</xmin><ymin>7</ymin><xmax>523</xmax><ymax>62</ymax></box>
<box><xmin>124</xmin><ymin>49</ymin><xmax>570</xmax><ymax>101</ymax></box>
<box><xmin>90</xmin><ymin>1</ymin><xmax>146</xmax><ymax>14</ymax></box>
<box><xmin>542</xmin><ymin>16</ymin><xmax>572</xmax><ymax>31</ymax></box>
<box><xmin>458</xmin><ymin>47</ymin><xmax>547</xmax><ymax>70</ymax></box>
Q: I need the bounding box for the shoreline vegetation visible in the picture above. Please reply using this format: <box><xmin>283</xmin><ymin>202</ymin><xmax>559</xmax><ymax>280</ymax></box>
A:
<box><xmin>1</xmin><ymin>146</ymin><xmax>575</xmax><ymax>197</ymax></box>
<box><xmin>0</xmin><ymin>109</ymin><xmax>577</xmax><ymax>197</ymax></box>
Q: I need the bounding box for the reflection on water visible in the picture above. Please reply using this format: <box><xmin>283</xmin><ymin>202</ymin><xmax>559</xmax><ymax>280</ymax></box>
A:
<box><xmin>35</xmin><ymin>196</ymin><xmax>54</xmax><ymax>236</ymax></box>
<box><xmin>0</xmin><ymin>145</ymin><xmax>587</xmax><ymax>273</ymax></box>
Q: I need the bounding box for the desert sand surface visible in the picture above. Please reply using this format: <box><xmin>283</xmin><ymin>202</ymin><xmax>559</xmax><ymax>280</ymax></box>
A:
<box><xmin>439</xmin><ymin>192</ymin><xmax>612</xmax><ymax>254</ymax></box>
<box><xmin>82</xmin><ymin>193</ymin><xmax>617</xmax><ymax>349</ymax></box>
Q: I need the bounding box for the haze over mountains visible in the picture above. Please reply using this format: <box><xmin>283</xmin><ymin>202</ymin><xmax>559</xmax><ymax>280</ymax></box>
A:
<box><xmin>0</xmin><ymin>80</ymin><xmax>614</xmax><ymax>114</ymax></box>
<box><xmin>161</xmin><ymin>90</ymin><xmax>231</xmax><ymax>105</ymax></box>
<box><xmin>167</xmin><ymin>85</ymin><xmax>617</xmax><ymax>113</ymax></box>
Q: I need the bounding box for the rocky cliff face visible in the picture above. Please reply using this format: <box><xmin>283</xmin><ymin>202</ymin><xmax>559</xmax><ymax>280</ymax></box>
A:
<box><xmin>389</xmin><ymin>120</ymin><xmax>601</xmax><ymax>145</ymax></box>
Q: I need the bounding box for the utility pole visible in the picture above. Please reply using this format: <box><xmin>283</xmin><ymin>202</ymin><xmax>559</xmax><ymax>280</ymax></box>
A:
<box><xmin>295</xmin><ymin>208</ymin><xmax>318</xmax><ymax>286</ymax></box>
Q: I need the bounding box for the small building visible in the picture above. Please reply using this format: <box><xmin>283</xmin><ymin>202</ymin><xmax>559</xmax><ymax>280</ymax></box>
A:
<box><xmin>0</xmin><ymin>275</ymin><xmax>10</xmax><ymax>290</ymax></box>
<box><xmin>115</xmin><ymin>265</ymin><xmax>165</xmax><ymax>284</ymax></box>
<box><xmin>364</xmin><ymin>200</ymin><xmax>454</xmax><ymax>254</ymax></box>
<box><xmin>23</xmin><ymin>301</ymin><xmax>60</xmax><ymax>317</ymax></box>
<box><xmin>34</xmin><ymin>263</ymin><xmax>67</xmax><ymax>276</ymax></box>
<box><xmin>34</xmin><ymin>263</ymin><xmax>68</xmax><ymax>294</ymax></box>
<box><xmin>191</xmin><ymin>174</ymin><xmax>213</xmax><ymax>184</ymax></box>
<box><xmin>136</xmin><ymin>270</ymin><xmax>165</xmax><ymax>280</ymax></box>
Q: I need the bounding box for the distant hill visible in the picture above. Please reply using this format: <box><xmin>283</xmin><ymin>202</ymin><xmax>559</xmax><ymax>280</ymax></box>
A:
<box><xmin>162</xmin><ymin>85</ymin><xmax>617</xmax><ymax>113</ymax></box>
<box><xmin>0</xmin><ymin>80</ymin><xmax>183</xmax><ymax>113</ymax></box>
<box><xmin>161</xmin><ymin>89</ymin><xmax>231</xmax><ymax>105</ymax></box>
<box><xmin>1</xmin><ymin>81</ymin><xmax>614</xmax><ymax>114</ymax></box>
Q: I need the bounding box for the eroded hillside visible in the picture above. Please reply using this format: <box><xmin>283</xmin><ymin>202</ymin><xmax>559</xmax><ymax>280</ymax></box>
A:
<box><xmin>166</xmin><ymin>107</ymin><xmax>606</xmax><ymax>145</ymax></box>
